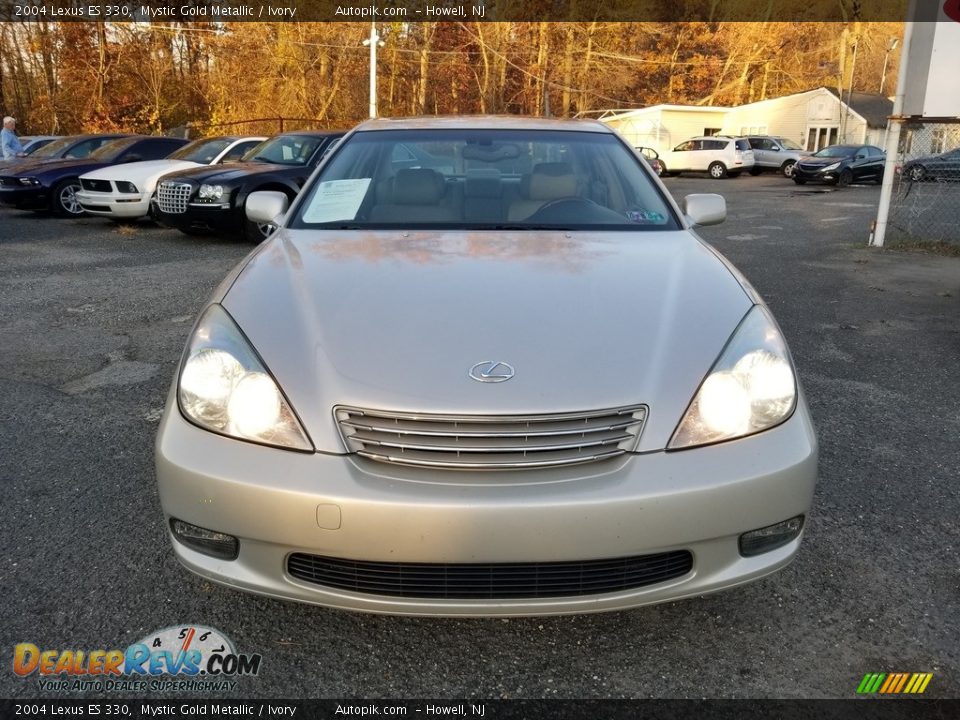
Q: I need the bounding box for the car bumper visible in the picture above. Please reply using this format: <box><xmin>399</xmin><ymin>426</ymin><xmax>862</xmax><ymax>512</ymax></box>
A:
<box><xmin>77</xmin><ymin>190</ymin><xmax>150</xmax><ymax>218</ymax></box>
<box><xmin>794</xmin><ymin>167</ymin><xmax>837</xmax><ymax>183</ymax></box>
<box><xmin>152</xmin><ymin>200</ymin><xmax>240</xmax><ymax>234</ymax></box>
<box><xmin>0</xmin><ymin>185</ymin><xmax>46</xmax><ymax>208</ymax></box>
<box><xmin>155</xmin><ymin>396</ymin><xmax>817</xmax><ymax>617</ymax></box>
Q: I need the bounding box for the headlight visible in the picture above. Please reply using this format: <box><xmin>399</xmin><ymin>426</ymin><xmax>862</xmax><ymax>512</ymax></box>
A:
<box><xmin>198</xmin><ymin>184</ymin><xmax>224</xmax><ymax>200</ymax></box>
<box><xmin>18</xmin><ymin>177</ymin><xmax>39</xmax><ymax>186</ymax></box>
<box><xmin>115</xmin><ymin>181</ymin><xmax>138</xmax><ymax>194</ymax></box>
<box><xmin>177</xmin><ymin>304</ymin><xmax>312</xmax><ymax>451</ymax></box>
<box><xmin>821</xmin><ymin>162</ymin><xmax>841</xmax><ymax>172</ymax></box>
<box><xmin>669</xmin><ymin>305</ymin><xmax>797</xmax><ymax>450</ymax></box>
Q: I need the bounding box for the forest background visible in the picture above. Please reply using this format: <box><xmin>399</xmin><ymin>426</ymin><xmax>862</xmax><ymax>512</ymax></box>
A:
<box><xmin>0</xmin><ymin>21</ymin><xmax>904</xmax><ymax>135</ymax></box>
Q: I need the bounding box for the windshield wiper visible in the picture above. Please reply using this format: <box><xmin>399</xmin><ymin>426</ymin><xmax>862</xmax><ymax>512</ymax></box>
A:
<box><xmin>468</xmin><ymin>224</ymin><xmax>576</xmax><ymax>231</ymax></box>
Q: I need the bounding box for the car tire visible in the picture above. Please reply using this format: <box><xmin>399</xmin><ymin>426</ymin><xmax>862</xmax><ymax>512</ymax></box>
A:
<box><xmin>708</xmin><ymin>162</ymin><xmax>728</xmax><ymax>179</ymax></box>
<box><xmin>749</xmin><ymin>167</ymin><xmax>762</xmax><ymax>176</ymax></box>
<box><xmin>837</xmin><ymin>169</ymin><xmax>853</xmax><ymax>187</ymax></box>
<box><xmin>50</xmin><ymin>179</ymin><xmax>84</xmax><ymax>217</ymax></box>
<box><xmin>781</xmin><ymin>161</ymin><xmax>796</xmax><ymax>178</ymax></box>
<box><xmin>793</xmin><ymin>177</ymin><xmax>807</xmax><ymax>185</ymax></box>
<box><xmin>243</xmin><ymin>219</ymin><xmax>277</xmax><ymax>243</ymax></box>
<box><xmin>907</xmin><ymin>165</ymin><xmax>926</xmax><ymax>182</ymax></box>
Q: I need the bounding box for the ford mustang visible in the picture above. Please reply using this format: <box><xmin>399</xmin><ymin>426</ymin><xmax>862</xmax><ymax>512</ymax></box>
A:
<box><xmin>155</xmin><ymin>117</ymin><xmax>817</xmax><ymax>616</ymax></box>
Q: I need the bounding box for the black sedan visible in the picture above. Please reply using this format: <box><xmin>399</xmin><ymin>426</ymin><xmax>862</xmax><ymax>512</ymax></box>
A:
<box><xmin>152</xmin><ymin>130</ymin><xmax>344</xmax><ymax>242</ymax></box>
<box><xmin>0</xmin><ymin>136</ymin><xmax>188</xmax><ymax>216</ymax></box>
<box><xmin>792</xmin><ymin>144</ymin><xmax>886</xmax><ymax>186</ymax></box>
<box><xmin>900</xmin><ymin>147</ymin><xmax>960</xmax><ymax>182</ymax></box>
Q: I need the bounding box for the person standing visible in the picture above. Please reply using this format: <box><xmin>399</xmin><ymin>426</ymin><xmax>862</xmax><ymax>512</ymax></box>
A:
<box><xmin>2</xmin><ymin>116</ymin><xmax>24</xmax><ymax>159</ymax></box>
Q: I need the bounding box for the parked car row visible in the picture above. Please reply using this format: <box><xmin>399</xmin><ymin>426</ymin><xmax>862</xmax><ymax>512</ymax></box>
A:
<box><xmin>0</xmin><ymin>129</ymin><xmax>345</xmax><ymax>241</ymax></box>
<box><xmin>642</xmin><ymin>133</ymin><xmax>889</xmax><ymax>187</ymax></box>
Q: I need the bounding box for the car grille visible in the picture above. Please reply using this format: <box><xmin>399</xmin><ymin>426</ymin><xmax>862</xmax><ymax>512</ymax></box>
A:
<box><xmin>80</xmin><ymin>178</ymin><xmax>111</xmax><ymax>192</ymax></box>
<box><xmin>287</xmin><ymin>551</ymin><xmax>693</xmax><ymax>599</ymax></box>
<box><xmin>156</xmin><ymin>181</ymin><xmax>193</xmax><ymax>214</ymax></box>
<box><xmin>335</xmin><ymin>405</ymin><xmax>646</xmax><ymax>470</ymax></box>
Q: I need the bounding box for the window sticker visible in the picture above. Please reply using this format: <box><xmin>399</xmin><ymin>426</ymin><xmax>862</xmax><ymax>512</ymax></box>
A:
<box><xmin>302</xmin><ymin>179</ymin><xmax>372</xmax><ymax>223</ymax></box>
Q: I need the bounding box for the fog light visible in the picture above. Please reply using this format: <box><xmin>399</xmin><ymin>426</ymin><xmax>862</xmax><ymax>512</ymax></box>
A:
<box><xmin>170</xmin><ymin>519</ymin><xmax>239</xmax><ymax>560</ymax></box>
<box><xmin>739</xmin><ymin>515</ymin><xmax>804</xmax><ymax>557</ymax></box>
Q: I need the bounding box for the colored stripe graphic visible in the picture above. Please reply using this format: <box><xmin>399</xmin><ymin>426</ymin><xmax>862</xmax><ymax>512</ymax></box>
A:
<box><xmin>857</xmin><ymin>672</ymin><xmax>932</xmax><ymax>694</ymax></box>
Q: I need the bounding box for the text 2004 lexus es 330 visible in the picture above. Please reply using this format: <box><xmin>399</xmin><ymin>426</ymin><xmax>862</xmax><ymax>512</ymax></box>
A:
<box><xmin>155</xmin><ymin>117</ymin><xmax>816</xmax><ymax>616</ymax></box>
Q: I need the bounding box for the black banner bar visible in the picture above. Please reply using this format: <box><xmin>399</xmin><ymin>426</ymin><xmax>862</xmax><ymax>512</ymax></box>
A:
<box><xmin>2</xmin><ymin>699</ymin><xmax>959</xmax><ymax>720</ymax></box>
<box><xmin>0</xmin><ymin>0</ymin><xmax>915</xmax><ymax>23</ymax></box>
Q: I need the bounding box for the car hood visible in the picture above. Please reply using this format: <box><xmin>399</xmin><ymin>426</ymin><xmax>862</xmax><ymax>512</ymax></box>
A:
<box><xmin>220</xmin><ymin>229</ymin><xmax>754</xmax><ymax>453</ymax></box>
<box><xmin>81</xmin><ymin>159</ymin><xmax>201</xmax><ymax>188</ymax></box>
<box><xmin>160</xmin><ymin>161</ymin><xmax>296</xmax><ymax>185</ymax></box>
<box><xmin>14</xmin><ymin>158</ymin><xmax>113</xmax><ymax>178</ymax></box>
<box><xmin>797</xmin><ymin>156</ymin><xmax>849</xmax><ymax>167</ymax></box>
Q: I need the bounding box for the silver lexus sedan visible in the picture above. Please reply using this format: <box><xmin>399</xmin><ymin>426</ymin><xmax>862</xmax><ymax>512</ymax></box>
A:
<box><xmin>156</xmin><ymin>116</ymin><xmax>817</xmax><ymax>616</ymax></box>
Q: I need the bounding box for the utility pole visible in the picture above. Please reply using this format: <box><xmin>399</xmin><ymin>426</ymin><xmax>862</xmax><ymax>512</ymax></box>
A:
<box><xmin>880</xmin><ymin>37</ymin><xmax>900</xmax><ymax>95</ymax></box>
<box><xmin>362</xmin><ymin>23</ymin><xmax>384</xmax><ymax>119</ymax></box>
<box><xmin>870</xmin><ymin>5</ymin><xmax>916</xmax><ymax>248</ymax></box>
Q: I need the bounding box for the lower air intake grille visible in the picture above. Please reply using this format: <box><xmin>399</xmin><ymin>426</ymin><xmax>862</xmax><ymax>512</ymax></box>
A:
<box><xmin>335</xmin><ymin>405</ymin><xmax>647</xmax><ymax>470</ymax></box>
<box><xmin>287</xmin><ymin>551</ymin><xmax>693</xmax><ymax>599</ymax></box>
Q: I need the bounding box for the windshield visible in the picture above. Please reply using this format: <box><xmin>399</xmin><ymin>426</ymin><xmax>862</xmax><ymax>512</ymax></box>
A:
<box><xmin>89</xmin><ymin>137</ymin><xmax>139</xmax><ymax>161</ymax></box>
<box><xmin>813</xmin><ymin>146</ymin><xmax>856</xmax><ymax>159</ymax></box>
<box><xmin>29</xmin><ymin>136</ymin><xmax>77</xmax><ymax>158</ymax></box>
<box><xmin>778</xmin><ymin>138</ymin><xmax>803</xmax><ymax>150</ymax></box>
<box><xmin>168</xmin><ymin>138</ymin><xmax>232</xmax><ymax>163</ymax></box>
<box><xmin>291</xmin><ymin>129</ymin><xmax>679</xmax><ymax>231</ymax></box>
<box><xmin>243</xmin><ymin>135</ymin><xmax>323</xmax><ymax>166</ymax></box>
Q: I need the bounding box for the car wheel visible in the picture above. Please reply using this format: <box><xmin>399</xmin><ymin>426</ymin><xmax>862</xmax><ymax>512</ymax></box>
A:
<box><xmin>51</xmin><ymin>179</ymin><xmax>84</xmax><ymax>217</ymax></box>
<box><xmin>907</xmin><ymin>165</ymin><xmax>926</xmax><ymax>182</ymax></box>
<box><xmin>837</xmin><ymin>169</ymin><xmax>853</xmax><ymax>187</ymax></box>
<box><xmin>793</xmin><ymin>177</ymin><xmax>807</xmax><ymax>185</ymax></box>
<box><xmin>708</xmin><ymin>161</ymin><xmax>728</xmax><ymax>179</ymax></box>
<box><xmin>749</xmin><ymin>167</ymin><xmax>762</xmax><ymax>176</ymax></box>
<box><xmin>243</xmin><ymin>218</ymin><xmax>277</xmax><ymax>244</ymax></box>
<box><xmin>781</xmin><ymin>161</ymin><xmax>796</xmax><ymax>178</ymax></box>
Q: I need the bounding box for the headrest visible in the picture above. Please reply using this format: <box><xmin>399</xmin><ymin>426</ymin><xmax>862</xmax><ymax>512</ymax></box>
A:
<box><xmin>393</xmin><ymin>169</ymin><xmax>446</xmax><ymax>205</ymax></box>
<box><xmin>464</xmin><ymin>168</ymin><xmax>502</xmax><ymax>198</ymax></box>
<box><xmin>527</xmin><ymin>162</ymin><xmax>577</xmax><ymax>201</ymax></box>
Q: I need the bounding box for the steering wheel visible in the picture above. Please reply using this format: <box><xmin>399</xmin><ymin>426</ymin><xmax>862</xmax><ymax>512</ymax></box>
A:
<box><xmin>526</xmin><ymin>196</ymin><xmax>597</xmax><ymax>223</ymax></box>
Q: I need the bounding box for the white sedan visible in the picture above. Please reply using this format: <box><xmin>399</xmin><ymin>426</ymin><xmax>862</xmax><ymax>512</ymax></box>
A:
<box><xmin>76</xmin><ymin>135</ymin><xmax>264</xmax><ymax>220</ymax></box>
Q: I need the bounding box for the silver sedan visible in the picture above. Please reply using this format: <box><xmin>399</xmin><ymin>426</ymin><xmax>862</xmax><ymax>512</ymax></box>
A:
<box><xmin>156</xmin><ymin>116</ymin><xmax>816</xmax><ymax>616</ymax></box>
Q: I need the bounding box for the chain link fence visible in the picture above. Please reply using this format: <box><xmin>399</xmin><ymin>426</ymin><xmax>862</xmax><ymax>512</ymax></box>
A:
<box><xmin>886</xmin><ymin>120</ymin><xmax>960</xmax><ymax>246</ymax></box>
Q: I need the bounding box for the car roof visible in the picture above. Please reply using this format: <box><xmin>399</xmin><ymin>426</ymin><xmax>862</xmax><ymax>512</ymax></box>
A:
<box><xmin>353</xmin><ymin>115</ymin><xmax>613</xmax><ymax>134</ymax></box>
<box><xmin>276</xmin><ymin>130</ymin><xmax>347</xmax><ymax>138</ymax></box>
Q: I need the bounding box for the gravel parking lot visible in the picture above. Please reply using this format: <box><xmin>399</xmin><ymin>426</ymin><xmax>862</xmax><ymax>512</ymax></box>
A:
<box><xmin>1</xmin><ymin>173</ymin><xmax>958</xmax><ymax>699</ymax></box>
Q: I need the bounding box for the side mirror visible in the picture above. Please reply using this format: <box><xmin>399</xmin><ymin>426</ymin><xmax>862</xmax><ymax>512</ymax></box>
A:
<box><xmin>771</xmin><ymin>146</ymin><xmax>781</xmax><ymax>152</ymax></box>
<box><xmin>246</xmin><ymin>191</ymin><xmax>289</xmax><ymax>225</ymax></box>
<box><xmin>682</xmin><ymin>194</ymin><xmax>726</xmax><ymax>227</ymax></box>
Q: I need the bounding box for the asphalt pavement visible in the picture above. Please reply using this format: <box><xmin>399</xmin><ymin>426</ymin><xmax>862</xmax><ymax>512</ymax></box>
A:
<box><xmin>1</xmin><ymin>173</ymin><xmax>958</xmax><ymax>699</ymax></box>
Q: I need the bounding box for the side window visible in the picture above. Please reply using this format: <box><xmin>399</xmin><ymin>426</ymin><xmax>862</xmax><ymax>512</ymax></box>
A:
<box><xmin>674</xmin><ymin>141</ymin><xmax>694</xmax><ymax>152</ymax></box>
<box><xmin>704</xmin><ymin>140</ymin><xmax>724</xmax><ymax>151</ymax></box>
<box><xmin>748</xmin><ymin>138</ymin><xmax>763</xmax><ymax>150</ymax></box>
<box><xmin>868</xmin><ymin>146</ymin><xmax>885</xmax><ymax>158</ymax></box>
<box><xmin>65</xmin><ymin>138</ymin><xmax>105</xmax><ymax>159</ymax></box>
<box><xmin>220</xmin><ymin>141</ymin><xmax>257</xmax><ymax>163</ymax></box>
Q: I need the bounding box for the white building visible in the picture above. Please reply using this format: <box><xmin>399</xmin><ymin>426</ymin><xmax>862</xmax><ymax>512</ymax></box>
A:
<box><xmin>599</xmin><ymin>87</ymin><xmax>893</xmax><ymax>155</ymax></box>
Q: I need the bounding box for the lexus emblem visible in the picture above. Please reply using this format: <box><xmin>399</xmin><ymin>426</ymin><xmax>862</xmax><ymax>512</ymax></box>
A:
<box><xmin>469</xmin><ymin>361</ymin><xmax>515</xmax><ymax>383</ymax></box>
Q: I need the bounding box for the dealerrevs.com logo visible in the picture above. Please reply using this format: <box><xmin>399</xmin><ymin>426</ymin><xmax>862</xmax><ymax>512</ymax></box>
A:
<box><xmin>13</xmin><ymin>625</ymin><xmax>262</xmax><ymax>693</ymax></box>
